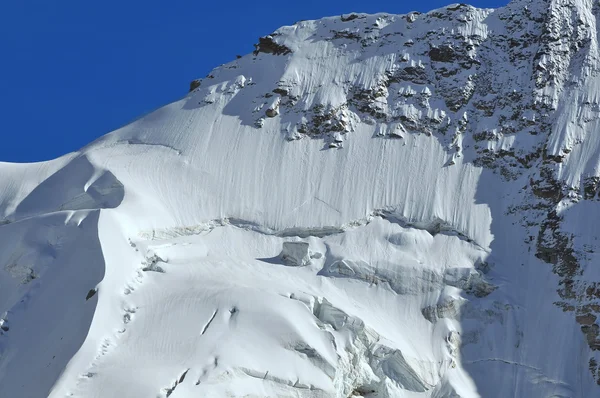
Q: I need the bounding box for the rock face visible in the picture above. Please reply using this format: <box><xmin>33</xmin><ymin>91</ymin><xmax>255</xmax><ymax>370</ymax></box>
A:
<box><xmin>189</xmin><ymin>79</ymin><xmax>201</xmax><ymax>92</ymax></box>
<box><xmin>2</xmin><ymin>0</ymin><xmax>600</xmax><ymax>397</ymax></box>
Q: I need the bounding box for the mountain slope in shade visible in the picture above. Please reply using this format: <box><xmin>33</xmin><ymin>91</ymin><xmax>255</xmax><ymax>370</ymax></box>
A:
<box><xmin>2</xmin><ymin>0</ymin><xmax>600</xmax><ymax>396</ymax></box>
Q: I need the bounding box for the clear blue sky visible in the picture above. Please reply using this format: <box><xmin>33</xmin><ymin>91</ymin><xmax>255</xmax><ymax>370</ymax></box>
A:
<box><xmin>0</xmin><ymin>0</ymin><xmax>506</xmax><ymax>162</ymax></box>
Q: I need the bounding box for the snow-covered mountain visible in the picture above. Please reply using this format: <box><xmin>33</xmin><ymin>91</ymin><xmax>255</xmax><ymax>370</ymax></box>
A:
<box><xmin>2</xmin><ymin>0</ymin><xmax>600</xmax><ymax>396</ymax></box>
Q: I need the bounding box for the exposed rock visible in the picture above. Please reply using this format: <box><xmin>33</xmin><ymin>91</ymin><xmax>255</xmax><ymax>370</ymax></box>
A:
<box><xmin>189</xmin><ymin>79</ymin><xmax>201</xmax><ymax>92</ymax></box>
<box><xmin>583</xmin><ymin>176</ymin><xmax>600</xmax><ymax>200</ymax></box>
<box><xmin>265</xmin><ymin>96</ymin><xmax>280</xmax><ymax>118</ymax></box>
<box><xmin>429</xmin><ymin>45</ymin><xmax>458</xmax><ymax>63</ymax></box>
<box><xmin>253</xmin><ymin>35</ymin><xmax>292</xmax><ymax>56</ymax></box>
<box><xmin>265</xmin><ymin>108</ymin><xmax>278</xmax><ymax>117</ymax></box>
<box><xmin>577</xmin><ymin>314</ymin><xmax>597</xmax><ymax>326</ymax></box>
<box><xmin>85</xmin><ymin>289</ymin><xmax>97</xmax><ymax>301</ymax></box>
<box><xmin>341</xmin><ymin>13</ymin><xmax>361</xmax><ymax>22</ymax></box>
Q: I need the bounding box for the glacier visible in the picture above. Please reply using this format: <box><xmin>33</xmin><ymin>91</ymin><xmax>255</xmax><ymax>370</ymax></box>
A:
<box><xmin>2</xmin><ymin>0</ymin><xmax>600</xmax><ymax>396</ymax></box>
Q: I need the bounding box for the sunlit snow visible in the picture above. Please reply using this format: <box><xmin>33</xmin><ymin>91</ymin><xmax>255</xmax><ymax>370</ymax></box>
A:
<box><xmin>1</xmin><ymin>0</ymin><xmax>600</xmax><ymax>397</ymax></box>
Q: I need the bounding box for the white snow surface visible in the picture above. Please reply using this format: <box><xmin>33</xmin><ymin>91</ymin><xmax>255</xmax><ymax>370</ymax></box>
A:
<box><xmin>2</xmin><ymin>0</ymin><xmax>600</xmax><ymax>397</ymax></box>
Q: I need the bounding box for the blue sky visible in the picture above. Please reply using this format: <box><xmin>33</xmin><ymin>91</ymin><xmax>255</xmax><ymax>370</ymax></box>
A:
<box><xmin>0</xmin><ymin>0</ymin><xmax>506</xmax><ymax>162</ymax></box>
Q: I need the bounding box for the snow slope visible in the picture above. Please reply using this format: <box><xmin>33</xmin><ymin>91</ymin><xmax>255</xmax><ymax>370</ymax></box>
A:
<box><xmin>2</xmin><ymin>0</ymin><xmax>600</xmax><ymax>396</ymax></box>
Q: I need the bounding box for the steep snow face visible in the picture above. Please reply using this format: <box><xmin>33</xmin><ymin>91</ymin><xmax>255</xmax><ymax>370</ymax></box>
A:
<box><xmin>2</xmin><ymin>0</ymin><xmax>600</xmax><ymax>397</ymax></box>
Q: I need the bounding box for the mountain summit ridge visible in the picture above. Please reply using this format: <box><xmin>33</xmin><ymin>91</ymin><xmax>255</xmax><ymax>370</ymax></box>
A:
<box><xmin>1</xmin><ymin>0</ymin><xmax>600</xmax><ymax>397</ymax></box>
